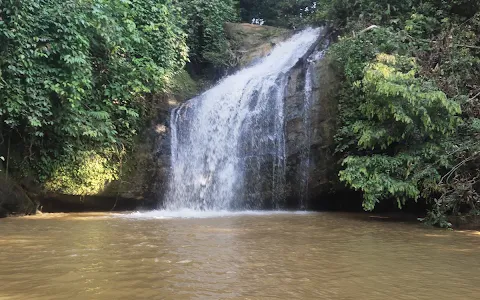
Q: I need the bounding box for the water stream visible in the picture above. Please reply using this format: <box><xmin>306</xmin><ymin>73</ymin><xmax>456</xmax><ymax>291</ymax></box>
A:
<box><xmin>165</xmin><ymin>28</ymin><xmax>321</xmax><ymax>211</ymax></box>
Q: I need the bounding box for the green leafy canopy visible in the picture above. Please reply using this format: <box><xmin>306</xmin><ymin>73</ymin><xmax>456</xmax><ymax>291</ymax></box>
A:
<box><xmin>317</xmin><ymin>0</ymin><xmax>480</xmax><ymax>226</ymax></box>
<box><xmin>0</xmin><ymin>0</ymin><xmax>188</xmax><ymax>193</ymax></box>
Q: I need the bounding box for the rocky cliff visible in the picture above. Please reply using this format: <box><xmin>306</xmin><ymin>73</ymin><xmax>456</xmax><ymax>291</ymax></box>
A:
<box><xmin>224</xmin><ymin>24</ymin><xmax>341</xmax><ymax>209</ymax></box>
<box><xmin>284</xmin><ymin>45</ymin><xmax>341</xmax><ymax>209</ymax></box>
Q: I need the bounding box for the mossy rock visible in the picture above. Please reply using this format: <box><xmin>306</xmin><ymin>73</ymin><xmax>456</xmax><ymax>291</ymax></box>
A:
<box><xmin>224</xmin><ymin>23</ymin><xmax>293</xmax><ymax>68</ymax></box>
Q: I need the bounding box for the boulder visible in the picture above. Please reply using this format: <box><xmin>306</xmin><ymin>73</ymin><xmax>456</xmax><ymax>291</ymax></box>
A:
<box><xmin>0</xmin><ymin>176</ymin><xmax>38</xmax><ymax>216</ymax></box>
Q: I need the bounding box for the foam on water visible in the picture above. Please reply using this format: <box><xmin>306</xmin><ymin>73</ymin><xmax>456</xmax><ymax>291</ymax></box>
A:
<box><xmin>121</xmin><ymin>210</ymin><xmax>314</xmax><ymax>220</ymax></box>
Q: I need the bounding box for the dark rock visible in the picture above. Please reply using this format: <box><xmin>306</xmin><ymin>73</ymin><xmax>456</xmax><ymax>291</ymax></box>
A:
<box><xmin>39</xmin><ymin>194</ymin><xmax>151</xmax><ymax>213</ymax></box>
<box><xmin>147</xmin><ymin>25</ymin><xmax>341</xmax><ymax>210</ymax></box>
<box><xmin>283</xmin><ymin>43</ymin><xmax>342</xmax><ymax>209</ymax></box>
<box><xmin>0</xmin><ymin>207</ymin><xmax>7</xmax><ymax>218</ymax></box>
<box><xmin>221</xmin><ymin>24</ymin><xmax>343</xmax><ymax>209</ymax></box>
<box><xmin>0</xmin><ymin>177</ymin><xmax>38</xmax><ymax>217</ymax></box>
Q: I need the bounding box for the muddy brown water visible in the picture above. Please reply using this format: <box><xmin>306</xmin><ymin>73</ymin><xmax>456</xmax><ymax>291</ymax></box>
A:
<box><xmin>1</xmin><ymin>212</ymin><xmax>479</xmax><ymax>300</ymax></box>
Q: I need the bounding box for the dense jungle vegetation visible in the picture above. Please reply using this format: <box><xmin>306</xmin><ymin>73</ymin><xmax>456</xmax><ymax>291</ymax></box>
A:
<box><xmin>1</xmin><ymin>0</ymin><xmax>479</xmax><ymax>226</ymax></box>
<box><xmin>310</xmin><ymin>0</ymin><xmax>480</xmax><ymax>227</ymax></box>
<box><xmin>0</xmin><ymin>0</ymin><xmax>237</xmax><ymax>196</ymax></box>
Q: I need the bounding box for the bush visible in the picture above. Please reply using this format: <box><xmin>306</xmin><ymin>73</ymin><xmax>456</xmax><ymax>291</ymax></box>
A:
<box><xmin>317</xmin><ymin>0</ymin><xmax>480</xmax><ymax>226</ymax></box>
<box><xmin>179</xmin><ymin>0</ymin><xmax>238</xmax><ymax>72</ymax></box>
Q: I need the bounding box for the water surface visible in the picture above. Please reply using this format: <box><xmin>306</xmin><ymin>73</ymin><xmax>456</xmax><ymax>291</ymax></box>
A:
<box><xmin>1</xmin><ymin>212</ymin><xmax>479</xmax><ymax>299</ymax></box>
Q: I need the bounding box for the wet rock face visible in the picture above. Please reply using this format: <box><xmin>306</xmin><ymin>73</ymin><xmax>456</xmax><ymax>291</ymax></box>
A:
<box><xmin>222</xmin><ymin>24</ymin><xmax>341</xmax><ymax>209</ymax></box>
<box><xmin>147</xmin><ymin>28</ymin><xmax>340</xmax><ymax>210</ymax></box>
<box><xmin>223</xmin><ymin>24</ymin><xmax>341</xmax><ymax>208</ymax></box>
<box><xmin>113</xmin><ymin>24</ymin><xmax>294</xmax><ymax>208</ymax></box>
<box><xmin>284</xmin><ymin>55</ymin><xmax>340</xmax><ymax>209</ymax></box>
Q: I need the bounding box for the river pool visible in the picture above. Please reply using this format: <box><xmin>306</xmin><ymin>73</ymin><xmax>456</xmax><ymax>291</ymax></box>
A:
<box><xmin>1</xmin><ymin>211</ymin><xmax>479</xmax><ymax>299</ymax></box>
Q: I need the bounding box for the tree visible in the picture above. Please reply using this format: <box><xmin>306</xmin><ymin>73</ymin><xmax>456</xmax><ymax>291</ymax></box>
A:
<box><xmin>338</xmin><ymin>53</ymin><xmax>461</xmax><ymax>211</ymax></box>
<box><xmin>177</xmin><ymin>0</ymin><xmax>238</xmax><ymax>73</ymax></box>
<box><xmin>317</xmin><ymin>0</ymin><xmax>480</xmax><ymax>226</ymax></box>
<box><xmin>0</xmin><ymin>0</ymin><xmax>188</xmax><ymax>194</ymax></box>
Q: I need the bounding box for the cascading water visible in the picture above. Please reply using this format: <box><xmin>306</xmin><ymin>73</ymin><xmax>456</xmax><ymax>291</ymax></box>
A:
<box><xmin>299</xmin><ymin>60</ymin><xmax>314</xmax><ymax>210</ymax></box>
<box><xmin>299</xmin><ymin>48</ymin><xmax>327</xmax><ymax>209</ymax></box>
<box><xmin>164</xmin><ymin>28</ymin><xmax>321</xmax><ymax>211</ymax></box>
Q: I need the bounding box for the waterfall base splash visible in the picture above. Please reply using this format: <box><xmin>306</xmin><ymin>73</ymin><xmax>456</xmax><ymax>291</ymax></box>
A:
<box><xmin>122</xmin><ymin>210</ymin><xmax>315</xmax><ymax>219</ymax></box>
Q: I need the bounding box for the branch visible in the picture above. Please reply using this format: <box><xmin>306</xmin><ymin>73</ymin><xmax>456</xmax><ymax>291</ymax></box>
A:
<box><xmin>455</xmin><ymin>44</ymin><xmax>480</xmax><ymax>50</ymax></box>
<box><xmin>468</xmin><ymin>91</ymin><xmax>480</xmax><ymax>101</ymax></box>
<box><xmin>440</xmin><ymin>152</ymin><xmax>480</xmax><ymax>184</ymax></box>
<box><xmin>359</xmin><ymin>25</ymin><xmax>379</xmax><ymax>34</ymax></box>
<box><xmin>352</xmin><ymin>25</ymin><xmax>380</xmax><ymax>37</ymax></box>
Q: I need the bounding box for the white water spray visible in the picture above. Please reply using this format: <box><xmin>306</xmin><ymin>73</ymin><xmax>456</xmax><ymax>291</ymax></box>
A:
<box><xmin>164</xmin><ymin>28</ymin><xmax>321</xmax><ymax>211</ymax></box>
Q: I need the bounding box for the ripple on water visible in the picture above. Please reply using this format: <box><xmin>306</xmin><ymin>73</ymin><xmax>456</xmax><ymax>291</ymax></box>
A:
<box><xmin>1</xmin><ymin>212</ymin><xmax>479</xmax><ymax>300</ymax></box>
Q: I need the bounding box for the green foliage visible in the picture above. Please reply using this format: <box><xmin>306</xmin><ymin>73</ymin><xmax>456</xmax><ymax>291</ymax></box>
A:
<box><xmin>0</xmin><ymin>0</ymin><xmax>239</xmax><ymax>194</ymax></box>
<box><xmin>319</xmin><ymin>0</ymin><xmax>480</xmax><ymax>226</ymax></box>
<box><xmin>178</xmin><ymin>0</ymin><xmax>238</xmax><ymax>70</ymax></box>
<box><xmin>338</xmin><ymin>53</ymin><xmax>460</xmax><ymax>211</ymax></box>
<box><xmin>168</xmin><ymin>69</ymin><xmax>199</xmax><ymax>100</ymax></box>
<box><xmin>44</xmin><ymin>150</ymin><xmax>119</xmax><ymax>195</ymax></box>
<box><xmin>340</xmin><ymin>153</ymin><xmax>437</xmax><ymax>211</ymax></box>
<box><xmin>354</xmin><ymin>54</ymin><xmax>460</xmax><ymax>150</ymax></box>
<box><xmin>313</xmin><ymin>0</ymin><xmax>479</xmax><ymax>32</ymax></box>
<box><xmin>0</xmin><ymin>0</ymin><xmax>188</xmax><ymax>194</ymax></box>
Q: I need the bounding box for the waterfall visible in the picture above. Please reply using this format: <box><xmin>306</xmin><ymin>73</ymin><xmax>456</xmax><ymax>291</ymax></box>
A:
<box><xmin>165</xmin><ymin>28</ymin><xmax>321</xmax><ymax>211</ymax></box>
<box><xmin>299</xmin><ymin>48</ymin><xmax>327</xmax><ymax>209</ymax></box>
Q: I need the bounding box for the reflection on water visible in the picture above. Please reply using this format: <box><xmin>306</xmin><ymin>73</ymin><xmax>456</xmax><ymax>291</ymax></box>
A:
<box><xmin>1</xmin><ymin>212</ymin><xmax>479</xmax><ymax>300</ymax></box>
